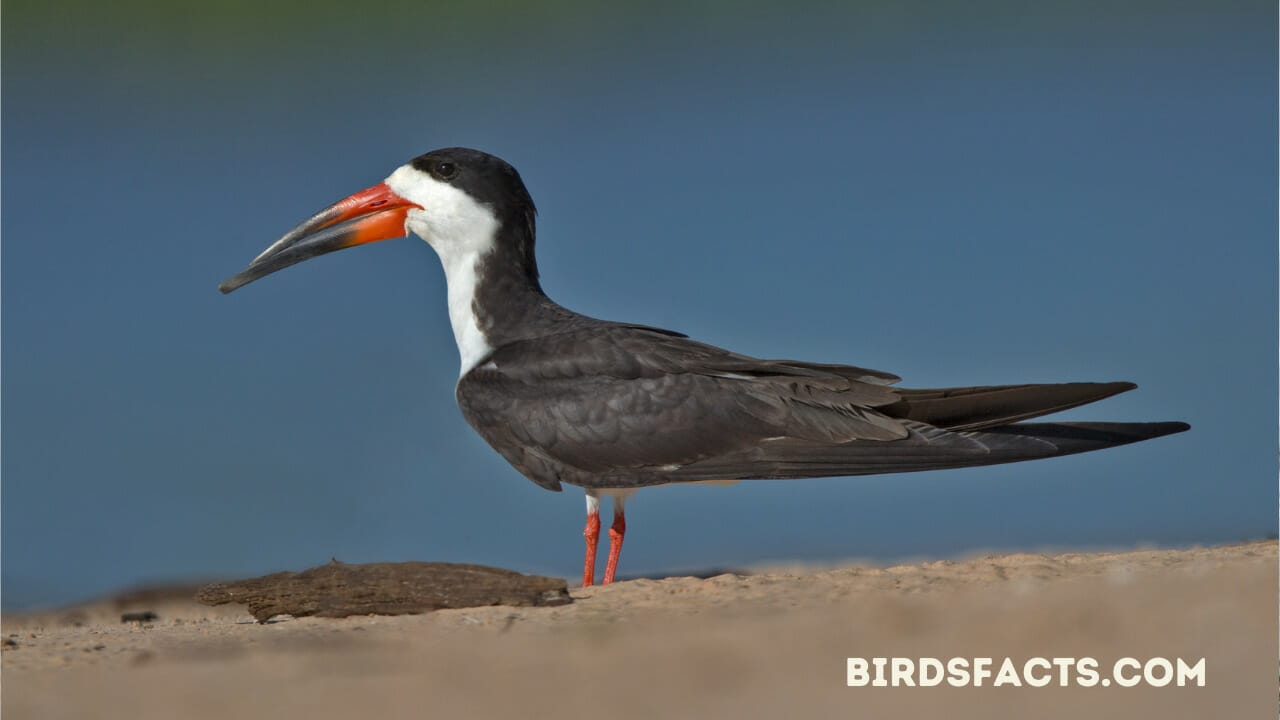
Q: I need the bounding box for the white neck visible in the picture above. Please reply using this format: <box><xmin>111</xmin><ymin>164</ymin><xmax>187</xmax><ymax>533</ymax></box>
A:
<box><xmin>436</xmin><ymin>248</ymin><xmax>493</xmax><ymax>376</ymax></box>
<box><xmin>384</xmin><ymin>164</ymin><xmax>500</xmax><ymax>376</ymax></box>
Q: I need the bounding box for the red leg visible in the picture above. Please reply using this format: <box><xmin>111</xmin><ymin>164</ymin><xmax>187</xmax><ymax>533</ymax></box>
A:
<box><xmin>582</xmin><ymin>510</ymin><xmax>601</xmax><ymax>587</ymax></box>
<box><xmin>602</xmin><ymin>508</ymin><xmax>626</xmax><ymax>585</ymax></box>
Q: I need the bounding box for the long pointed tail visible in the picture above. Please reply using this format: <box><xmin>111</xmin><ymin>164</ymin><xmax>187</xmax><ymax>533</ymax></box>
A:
<box><xmin>883</xmin><ymin>382</ymin><xmax>1139</xmax><ymax>431</ymax></box>
<box><xmin>669</xmin><ymin>420</ymin><xmax>1190</xmax><ymax>482</ymax></box>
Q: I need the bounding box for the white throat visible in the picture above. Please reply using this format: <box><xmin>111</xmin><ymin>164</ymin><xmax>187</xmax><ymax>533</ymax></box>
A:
<box><xmin>438</xmin><ymin>250</ymin><xmax>494</xmax><ymax>376</ymax></box>
<box><xmin>385</xmin><ymin>165</ymin><xmax>499</xmax><ymax>376</ymax></box>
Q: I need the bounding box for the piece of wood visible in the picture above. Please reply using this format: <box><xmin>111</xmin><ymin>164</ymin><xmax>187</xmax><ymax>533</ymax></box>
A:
<box><xmin>196</xmin><ymin>560</ymin><xmax>572</xmax><ymax>622</ymax></box>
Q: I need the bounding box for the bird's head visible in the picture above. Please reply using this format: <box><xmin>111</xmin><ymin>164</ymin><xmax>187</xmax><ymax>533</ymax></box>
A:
<box><xmin>220</xmin><ymin>147</ymin><xmax>537</xmax><ymax>294</ymax></box>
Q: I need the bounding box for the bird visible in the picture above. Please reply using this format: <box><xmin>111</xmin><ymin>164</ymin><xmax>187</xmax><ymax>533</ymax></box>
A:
<box><xmin>220</xmin><ymin>147</ymin><xmax>1189</xmax><ymax>587</ymax></box>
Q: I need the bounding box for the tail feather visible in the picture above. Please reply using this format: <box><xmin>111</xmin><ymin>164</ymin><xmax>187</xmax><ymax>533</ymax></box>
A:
<box><xmin>666</xmin><ymin>420</ymin><xmax>1190</xmax><ymax>483</ymax></box>
<box><xmin>883</xmin><ymin>382</ymin><xmax>1138</xmax><ymax>431</ymax></box>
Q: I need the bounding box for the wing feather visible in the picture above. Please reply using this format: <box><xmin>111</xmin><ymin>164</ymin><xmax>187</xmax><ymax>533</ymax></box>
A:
<box><xmin>453</xmin><ymin>323</ymin><xmax>1184</xmax><ymax>492</ymax></box>
<box><xmin>455</xmin><ymin>326</ymin><xmax>909</xmax><ymax>487</ymax></box>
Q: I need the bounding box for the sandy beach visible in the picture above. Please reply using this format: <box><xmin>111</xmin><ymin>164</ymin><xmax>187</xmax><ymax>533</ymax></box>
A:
<box><xmin>4</xmin><ymin>540</ymin><xmax>1274</xmax><ymax>719</ymax></box>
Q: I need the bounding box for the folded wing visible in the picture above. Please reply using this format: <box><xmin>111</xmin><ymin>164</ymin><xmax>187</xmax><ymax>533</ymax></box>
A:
<box><xmin>455</xmin><ymin>325</ymin><xmax>1187</xmax><ymax>490</ymax></box>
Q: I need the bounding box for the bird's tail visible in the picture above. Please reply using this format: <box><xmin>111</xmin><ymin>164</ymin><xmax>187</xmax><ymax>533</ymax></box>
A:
<box><xmin>667</xmin><ymin>420</ymin><xmax>1190</xmax><ymax>482</ymax></box>
<box><xmin>881</xmin><ymin>381</ymin><xmax>1139</xmax><ymax>431</ymax></box>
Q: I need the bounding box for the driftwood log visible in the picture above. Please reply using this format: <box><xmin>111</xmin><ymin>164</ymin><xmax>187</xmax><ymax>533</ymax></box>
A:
<box><xmin>196</xmin><ymin>560</ymin><xmax>572</xmax><ymax>622</ymax></box>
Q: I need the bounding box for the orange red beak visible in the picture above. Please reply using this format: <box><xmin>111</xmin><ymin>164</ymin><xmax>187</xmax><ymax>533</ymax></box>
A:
<box><xmin>220</xmin><ymin>183</ymin><xmax>420</xmax><ymax>294</ymax></box>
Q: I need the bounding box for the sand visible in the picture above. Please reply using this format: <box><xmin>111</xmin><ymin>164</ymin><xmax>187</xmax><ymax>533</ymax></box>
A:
<box><xmin>3</xmin><ymin>540</ymin><xmax>1275</xmax><ymax>719</ymax></box>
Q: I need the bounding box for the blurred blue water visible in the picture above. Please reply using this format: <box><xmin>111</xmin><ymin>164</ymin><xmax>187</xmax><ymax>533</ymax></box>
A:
<box><xmin>3</xmin><ymin>2</ymin><xmax>1275</xmax><ymax>608</ymax></box>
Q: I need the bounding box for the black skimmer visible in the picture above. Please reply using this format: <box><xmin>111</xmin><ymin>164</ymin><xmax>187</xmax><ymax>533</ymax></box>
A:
<box><xmin>221</xmin><ymin>147</ymin><xmax>1189</xmax><ymax>586</ymax></box>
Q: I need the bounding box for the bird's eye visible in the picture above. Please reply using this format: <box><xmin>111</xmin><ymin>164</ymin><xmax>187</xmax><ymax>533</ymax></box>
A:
<box><xmin>436</xmin><ymin>162</ymin><xmax>457</xmax><ymax>179</ymax></box>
